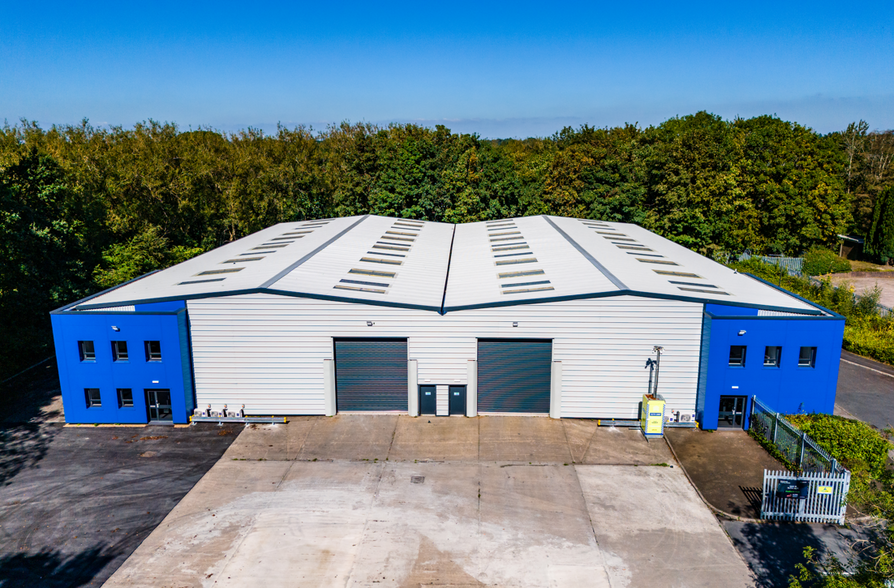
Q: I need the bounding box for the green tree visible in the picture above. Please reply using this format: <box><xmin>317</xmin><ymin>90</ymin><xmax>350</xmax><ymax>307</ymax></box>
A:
<box><xmin>865</xmin><ymin>185</ymin><xmax>894</xmax><ymax>263</ymax></box>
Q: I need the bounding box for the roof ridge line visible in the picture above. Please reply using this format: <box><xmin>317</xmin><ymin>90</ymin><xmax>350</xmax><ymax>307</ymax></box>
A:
<box><xmin>259</xmin><ymin>215</ymin><xmax>370</xmax><ymax>289</ymax></box>
<box><xmin>541</xmin><ymin>215</ymin><xmax>627</xmax><ymax>291</ymax></box>
<box><xmin>439</xmin><ymin>223</ymin><xmax>458</xmax><ymax>315</ymax></box>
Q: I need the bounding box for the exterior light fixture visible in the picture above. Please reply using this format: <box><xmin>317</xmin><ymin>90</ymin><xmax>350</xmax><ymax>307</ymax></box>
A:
<box><xmin>367</xmin><ymin>321</ymin><xmax>375</xmax><ymax>327</ymax></box>
<box><xmin>738</xmin><ymin>330</ymin><xmax>746</xmax><ymax>336</ymax></box>
<box><xmin>111</xmin><ymin>326</ymin><xmax>120</xmax><ymax>332</ymax></box>
<box><xmin>512</xmin><ymin>322</ymin><xmax>518</xmax><ymax>327</ymax></box>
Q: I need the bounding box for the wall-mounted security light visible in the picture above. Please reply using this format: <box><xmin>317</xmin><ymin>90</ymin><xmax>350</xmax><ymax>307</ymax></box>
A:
<box><xmin>367</xmin><ymin>321</ymin><xmax>375</xmax><ymax>326</ymax></box>
<box><xmin>738</xmin><ymin>330</ymin><xmax>746</xmax><ymax>336</ymax></box>
<box><xmin>512</xmin><ymin>322</ymin><xmax>518</xmax><ymax>327</ymax></box>
<box><xmin>111</xmin><ymin>326</ymin><xmax>120</xmax><ymax>332</ymax></box>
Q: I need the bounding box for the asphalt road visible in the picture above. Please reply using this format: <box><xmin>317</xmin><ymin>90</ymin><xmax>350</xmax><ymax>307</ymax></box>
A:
<box><xmin>834</xmin><ymin>350</ymin><xmax>894</xmax><ymax>431</ymax></box>
<box><xmin>0</xmin><ymin>420</ymin><xmax>239</xmax><ymax>588</ymax></box>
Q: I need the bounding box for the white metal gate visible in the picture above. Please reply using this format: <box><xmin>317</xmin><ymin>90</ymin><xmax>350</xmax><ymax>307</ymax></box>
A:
<box><xmin>761</xmin><ymin>469</ymin><xmax>850</xmax><ymax>525</ymax></box>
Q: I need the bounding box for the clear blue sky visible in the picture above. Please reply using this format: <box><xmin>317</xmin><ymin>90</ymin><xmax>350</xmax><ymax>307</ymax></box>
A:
<box><xmin>2</xmin><ymin>1</ymin><xmax>892</xmax><ymax>138</ymax></box>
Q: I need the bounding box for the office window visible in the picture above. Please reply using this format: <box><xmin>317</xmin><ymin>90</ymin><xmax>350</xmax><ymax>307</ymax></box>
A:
<box><xmin>85</xmin><ymin>388</ymin><xmax>101</xmax><ymax>407</ymax></box>
<box><xmin>729</xmin><ymin>345</ymin><xmax>746</xmax><ymax>367</ymax></box>
<box><xmin>78</xmin><ymin>341</ymin><xmax>95</xmax><ymax>362</ymax></box>
<box><xmin>145</xmin><ymin>341</ymin><xmax>162</xmax><ymax>362</ymax></box>
<box><xmin>112</xmin><ymin>341</ymin><xmax>128</xmax><ymax>362</ymax></box>
<box><xmin>764</xmin><ymin>346</ymin><xmax>782</xmax><ymax>367</ymax></box>
<box><xmin>799</xmin><ymin>347</ymin><xmax>817</xmax><ymax>368</ymax></box>
<box><xmin>117</xmin><ymin>388</ymin><xmax>134</xmax><ymax>408</ymax></box>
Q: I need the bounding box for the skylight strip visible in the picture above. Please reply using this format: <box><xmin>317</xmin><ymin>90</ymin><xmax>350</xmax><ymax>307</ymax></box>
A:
<box><xmin>349</xmin><ymin>268</ymin><xmax>396</xmax><ymax>278</ymax></box>
<box><xmin>197</xmin><ymin>268</ymin><xmax>244</xmax><ymax>276</ymax></box>
<box><xmin>636</xmin><ymin>258</ymin><xmax>679</xmax><ymax>265</ymax></box>
<box><xmin>501</xmin><ymin>280</ymin><xmax>550</xmax><ymax>288</ymax></box>
<box><xmin>360</xmin><ymin>257</ymin><xmax>403</xmax><ymax>265</ymax></box>
<box><xmin>334</xmin><ymin>285</ymin><xmax>386</xmax><ymax>294</ymax></box>
<box><xmin>372</xmin><ymin>244</ymin><xmax>410</xmax><ymax>251</ymax></box>
<box><xmin>262</xmin><ymin>241</ymin><xmax>293</xmax><ymax>246</ymax></box>
<box><xmin>495</xmin><ymin>258</ymin><xmax>537</xmax><ymax>266</ymax></box>
<box><xmin>270</xmin><ymin>236</ymin><xmax>299</xmax><ymax>241</ymax></box>
<box><xmin>488</xmin><ymin>223</ymin><xmax>516</xmax><ymax>229</ymax></box>
<box><xmin>626</xmin><ymin>252</ymin><xmax>664</xmax><ymax>258</ymax></box>
<box><xmin>367</xmin><ymin>251</ymin><xmax>405</xmax><ymax>258</ymax></box>
<box><xmin>493</xmin><ymin>251</ymin><xmax>531</xmax><ymax>258</ymax></box>
<box><xmin>607</xmin><ymin>238</ymin><xmax>637</xmax><ymax>242</ymax></box>
<box><xmin>502</xmin><ymin>286</ymin><xmax>555</xmax><ymax>295</ymax></box>
<box><xmin>282</xmin><ymin>231</ymin><xmax>312</xmax><ymax>236</ymax></box>
<box><xmin>498</xmin><ymin>269</ymin><xmax>545</xmax><ymax>278</ymax></box>
<box><xmin>678</xmin><ymin>287</ymin><xmax>730</xmax><ymax>296</ymax></box>
<box><xmin>615</xmin><ymin>245</ymin><xmax>652</xmax><ymax>251</ymax></box>
<box><xmin>380</xmin><ymin>235</ymin><xmax>415</xmax><ymax>242</ymax></box>
<box><xmin>222</xmin><ymin>257</ymin><xmax>264</xmax><ymax>263</ymax></box>
<box><xmin>490</xmin><ymin>236</ymin><xmax>525</xmax><ymax>242</ymax></box>
<box><xmin>178</xmin><ymin>278</ymin><xmax>226</xmax><ymax>285</ymax></box>
<box><xmin>385</xmin><ymin>230</ymin><xmax>418</xmax><ymax>237</ymax></box>
<box><xmin>653</xmin><ymin>269</ymin><xmax>701</xmax><ymax>278</ymax></box>
<box><xmin>669</xmin><ymin>280</ymin><xmax>719</xmax><ymax>288</ymax></box>
<box><xmin>596</xmin><ymin>232</ymin><xmax>627</xmax><ymax>237</ymax></box>
<box><xmin>252</xmin><ymin>244</ymin><xmax>289</xmax><ymax>250</ymax></box>
<box><xmin>491</xmin><ymin>244</ymin><xmax>530</xmax><ymax>251</ymax></box>
<box><xmin>340</xmin><ymin>278</ymin><xmax>390</xmax><ymax>288</ymax></box>
<box><xmin>241</xmin><ymin>251</ymin><xmax>275</xmax><ymax>255</ymax></box>
<box><xmin>489</xmin><ymin>231</ymin><xmax>521</xmax><ymax>237</ymax></box>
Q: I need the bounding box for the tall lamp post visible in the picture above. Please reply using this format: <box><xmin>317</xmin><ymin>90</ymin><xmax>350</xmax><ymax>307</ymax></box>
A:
<box><xmin>652</xmin><ymin>346</ymin><xmax>663</xmax><ymax>397</ymax></box>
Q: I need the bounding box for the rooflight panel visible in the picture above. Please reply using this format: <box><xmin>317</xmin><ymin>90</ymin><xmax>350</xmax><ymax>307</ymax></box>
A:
<box><xmin>636</xmin><ymin>258</ymin><xmax>679</xmax><ymax>265</ymax></box>
<box><xmin>678</xmin><ymin>287</ymin><xmax>730</xmax><ymax>296</ymax></box>
<box><xmin>270</xmin><ymin>236</ymin><xmax>298</xmax><ymax>241</ymax></box>
<box><xmin>360</xmin><ymin>256</ymin><xmax>402</xmax><ymax>265</ymax></box>
<box><xmin>385</xmin><ymin>230</ymin><xmax>418</xmax><ymax>237</ymax></box>
<box><xmin>627</xmin><ymin>252</ymin><xmax>664</xmax><ymax>258</ymax></box>
<box><xmin>178</xmin><ymin>277</ymin><xmax>227</xmax><ymax>285</ymax></box>
<box><xmin>373</xmin><ymin>243</ymin><xmax>410</xmax><ymax>251</ymax></box>
<box><xmin>490</xmin><ymin>236</ymin><xmax>525</xmax><ymax>242</ymax></box>
<box><xmin>368</xmin><ymin>250</ymin><xmax>406</xmax><ymax>258</ymax></box>
<box><xmin>669</xmin><ymin>280</ymin><xmax>719</xmax><ymax>288</ymax></box>
<box><xmin>253</xmin><ymin>244</ymin><xmax>289</xmax><ymax>249</ymax></box>
<box><xmin>492</xmin><ymin>244</ymin><xmax>529</xmax><ymax>251</ymax></box>
<box><xmin>653</xmin><ymin>269</ymin><xmax>702</xmax><ymax>278</ymax></box>
<box><xmin>197</xmin><ymin>268</ymin><xmax>244</xmax><ymax>276</ymax></box>
<box><xmin>498</xmin><ymin>269</ymin><xmax>545</xmax><ymax>278</ymax></box>
<box><xmin>501</xmin><ymin>280</ymin><xmax>550</xmax><ymax>288</ymax></box>
<box><xmin>241</xmin><ymin>251</ymin><xmax>275</xmax><ymax>256</ymax></box>
<box><xmin>222</xmin><ymin>257</ymin><xmax>264</xmax><ymax>263</ymax></box>
<box><xmin>607</xmin><ymin>237</ymin><xmax>637</xmax><ymax>242</ymax></box>
<box><xmin>341</xmin><ymin>278</ymin><xmax>390</xmax><ymax>288</ymax></box>
<box><xmin>495</xmin><ymin>258</ymin><xmax>537</xmax><ymax>266</ymax></box>
<box><xmin>502</xmin><ymin>286</ymin><xmax>555</xmax><ymax>295</ymax></box>
<box><xmin>349</xmin><ymin>268</ymin><xmax>396</xmax><ymax>278</ymax></box>
<box><xmin>334</xmin><ymin>284</ymin><xmax>387</xmax><ymax>294</ymax></box>
<box><xmin>489</xmin><ymin>231</ymin><xmax>521</xmax><ymax>237</ymax></box>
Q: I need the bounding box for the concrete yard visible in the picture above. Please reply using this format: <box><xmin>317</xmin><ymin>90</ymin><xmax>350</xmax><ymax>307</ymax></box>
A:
<box><xmin>105</xmin><ymin>416</ymin><xmax>754</xmax><ymax>587</ymax></box>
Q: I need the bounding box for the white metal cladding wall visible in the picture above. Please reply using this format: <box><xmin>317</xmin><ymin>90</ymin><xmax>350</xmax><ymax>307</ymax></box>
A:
<box><xmin>187</xmin><ymin>294</ymin><xmax>702</xmax><ymax>417</ymax></box>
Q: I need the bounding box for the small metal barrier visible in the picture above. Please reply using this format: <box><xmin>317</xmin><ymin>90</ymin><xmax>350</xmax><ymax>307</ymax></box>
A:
<box><xmin>761</xmin><ymin>469</ymin><xmax>850</xmax><ymax>524</ymax></box>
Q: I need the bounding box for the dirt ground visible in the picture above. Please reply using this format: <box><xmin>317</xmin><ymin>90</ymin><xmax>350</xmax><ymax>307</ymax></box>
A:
<box><xmin>826</xmin><ymin>274</ymin><xmax>894</xmax><ymax>308</ymax></box>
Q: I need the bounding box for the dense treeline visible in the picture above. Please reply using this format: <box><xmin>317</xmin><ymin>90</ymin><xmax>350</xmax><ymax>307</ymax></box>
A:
<box><xmin>1</xmin><ymin>112</ymin><xmax>893</xmax><ymax>378</ymax></box>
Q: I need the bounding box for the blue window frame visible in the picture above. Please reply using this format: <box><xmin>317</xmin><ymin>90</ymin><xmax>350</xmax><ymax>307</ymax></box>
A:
<box><xmin>117</xmin><ymin>388</ymin><xmax>134</xmax><ymax>408</ymax></box>
<box><xmin>112</xmin><ymin>340</ymin><xmax>129</xmax><ymax>362</ymax></box>
<box><xmin>728</xmin><ymin>345</ymin><xmax>746</xmax><ymax>367</ymax></box>
<box><xmin>145</xmin><ymin>341</ymin><xmax>162</xmax><ymax>362</ymax></box>
<box><xmin>85</xmin><ymin>388</ymin><xmax>101</xmax><ymax>407</ymax></box>
<box><xmin>78</xmin><ymin>341</ymin><xmax>95</xmax><ymax>362</ymax></box>
<box><xmin>799</xmin><ymin>346</ymin><xmax>817</xmax><ymax>368</ymax></box>
<box><xmin>764</xmin><ymin>346</ymin><xmax>781</xmax><ymax>367</ymax></box>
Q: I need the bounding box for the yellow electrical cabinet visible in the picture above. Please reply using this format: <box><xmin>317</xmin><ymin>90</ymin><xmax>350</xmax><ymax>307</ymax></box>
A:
<box><xmin>641</xmin><ymin>394</ymin><xmax>665</xmax><ymax>439</ymax></box>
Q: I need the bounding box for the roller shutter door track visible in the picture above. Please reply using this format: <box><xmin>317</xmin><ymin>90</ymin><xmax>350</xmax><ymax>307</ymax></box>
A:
<box><xmin>335</xmin><ymin>339</ymin><xmax>408</xmax><ymax>411</ymax></box>
<box><xmin>477</xmin><ymin>339</ymin><xmax>552</xmax><ymax>413</ymax></box>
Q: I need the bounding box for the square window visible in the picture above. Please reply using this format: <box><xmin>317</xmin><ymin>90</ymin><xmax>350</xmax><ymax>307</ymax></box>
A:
<box><xmin>799</xmin><ymin>346</ymin><xmax>817</xmax><ymax>368</ymax></box>
<box><xmin>112</xmin><ymin>341</ymin><xmax>129</xmax><ymax>362</ymax></box>
<box><xmin>145</xmin><ymin>341</ymin><xmax>162</xmax><ymax>362</ymax></box>
<box><xmin>85</xmin><ymin>388</ymin><xmax>101</xmax><ymax>407</ymax></box>
<box><xmin>78</xmin><ymin>340</ymin><xmax>95</xmax><ymax>362</ymax></box>
<box><xmin>764</xmin><ymin>346</ymin><xmax>782</xmax><ymax>367</ymax></box>
<box><xmin>117</xmin><ymin>388</ymin><xmax>133</xmax><ymax>408</ymax></box>
<box><xmin>728</xmin><ymin>345</ymin><xmax>746</xmax><ymax>367</ymax></box>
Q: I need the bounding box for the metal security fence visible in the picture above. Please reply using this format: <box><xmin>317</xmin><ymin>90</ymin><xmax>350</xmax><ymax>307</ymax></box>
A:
<box><xmin>749</xmin><ymin>396</ymin><xmax>845</xmax><ymax>475</ymax></box>
<box><xmin>738</xmin><ymin>253</ymin><xmax>804</xmax><ymax>276</ymax></box>
<box><xmin>761</xmin><ymin>469</ymin><xmax>850</xmax><ymax>524</ymax></box>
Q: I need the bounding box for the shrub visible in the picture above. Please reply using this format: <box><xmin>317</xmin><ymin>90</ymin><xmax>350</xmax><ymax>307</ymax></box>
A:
<box><xmin>844</xmin><ymin>317</ymin><xmax>894</xmax><ymax>365</ymax></box>
<box><xmin>802</xmin><ymin>247</ymin><xmax>851</xmax><ymax>276</ymax></box>
<box><xmin>785</xmin><ymin>413</ymin><xmax>889</xmax><ymax>477</ymax></box>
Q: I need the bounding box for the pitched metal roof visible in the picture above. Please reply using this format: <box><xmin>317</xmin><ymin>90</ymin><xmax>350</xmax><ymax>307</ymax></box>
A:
<box><xmin>73</xmin><ymin>215</ymin><xmax>823</xmax><ymax>315</ymax></box>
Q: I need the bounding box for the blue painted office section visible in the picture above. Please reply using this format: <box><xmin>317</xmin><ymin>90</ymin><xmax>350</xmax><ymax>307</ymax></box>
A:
<box><xmin>697</xmin><ymin>303</ymin><xmax>844</xmax><ymax>430</ymax></box>
<box><xmin>51</xmin><ymin>300</ymin><xmax>195</xmax><ymax>424</ymax></box>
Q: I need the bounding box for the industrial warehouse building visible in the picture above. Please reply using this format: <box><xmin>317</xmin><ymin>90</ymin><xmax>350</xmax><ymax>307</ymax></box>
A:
<box><xmin>51</xmin><ymin>215</ymin><xmax>845</xmax><ymax>430</ymax></box>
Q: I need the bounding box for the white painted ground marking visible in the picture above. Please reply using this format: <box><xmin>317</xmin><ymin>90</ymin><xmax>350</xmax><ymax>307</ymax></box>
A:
<box><xmin>841</xmin><ymin>358</ymin><xmax>894</xmax><ymax>379</ymax></box>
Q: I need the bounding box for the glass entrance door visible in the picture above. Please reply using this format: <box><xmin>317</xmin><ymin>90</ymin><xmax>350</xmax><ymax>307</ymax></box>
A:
<box><xmin>145</xmin><ymin>389</ymin><xmax>173</xmax><ymax>422</ymax></box>
<box><xmin>718</xmin><ymin>395</ymin><xmax>747</xmax><ymax>428</ymax></box>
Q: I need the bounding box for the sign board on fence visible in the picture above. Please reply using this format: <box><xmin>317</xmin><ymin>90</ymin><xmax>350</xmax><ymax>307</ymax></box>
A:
<box><xmin>776</xmin><ymin>479</ymin><xmax>809</xmax><ymax>499</ymax></box>
<box><xmin>817</xmin><ymin>485</ymin><xmax>833</xmax><ymax>495</ymax></box>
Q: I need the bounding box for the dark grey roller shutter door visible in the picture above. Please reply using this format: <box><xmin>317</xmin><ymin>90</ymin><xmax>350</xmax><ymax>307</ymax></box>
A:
<box><xmin>335</xmin><ymin>339</ymin><xmax>408</xmax><ymax>411</ymax></box>
<box><xmin>477</xmin><ymin>339</ymin><xmax>552</xmax><ymax>413</ymax></box>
